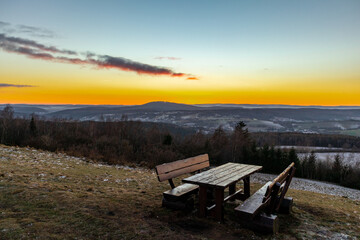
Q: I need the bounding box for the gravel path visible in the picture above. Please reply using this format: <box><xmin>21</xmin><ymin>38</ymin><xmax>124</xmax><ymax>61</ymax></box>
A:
<box><xmin>251</xmin><ymin>173</ymin><xmax>360</xmax><ymax>201</ymax></box>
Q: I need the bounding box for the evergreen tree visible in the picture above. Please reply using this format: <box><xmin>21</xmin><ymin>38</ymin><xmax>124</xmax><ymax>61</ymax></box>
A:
<box><xmin>288</xmin><ymin>148</ymin><xmax>300</xmax><ymax>176</ymax></box>
<box><xmin>332</xmin><ymin>154</ymin><xmax>342</xmax><ymax>183</ymax></box>
<box><xmin>162</xmin><ymin>134</ymin><xmax>172</xmax><ymax>145</ymax></box>
<box><xmin>260</xmin><ymin>145</ymin><xmax>270</xmax><ymax>172</ymax></box>
<box><xmin>307</xmin><ymin>152</ymin><xmax>317</xmax><ymax>179</ymax></box>
<box><xmin>231</xmin><ymin>121</ymin><xmax>250</xmax><ymax>163</ymax></box>
<box><xmin>30</xmin><ymin>115</ymin><xmax>37</xmax><ymax>136</ymax></box>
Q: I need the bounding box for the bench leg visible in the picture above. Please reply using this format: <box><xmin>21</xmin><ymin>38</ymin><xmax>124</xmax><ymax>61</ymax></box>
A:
<box><xmin>199</xmin><ymin>186</ymin><xmax>208</xmax><ymax>218</ymax></box>
<box><xmin>243</xmin><ymin>176</ymin><xmax>250</xmax><ymax>199</ymax></box>
<box><xmin>162</xmin><ymin>197</ymin><xmax>194</xmax><ymax>212</ymax></box>
<box><xmin>240</xmin><ymin>213</ymin><xmax>279</xmax><ymax>234</ymax></box>
<box><xmin>277</xmin><ymin>196</ymin><xmax>293</xmax><ymax>214</ymax></box>
<box><xmin>215</xmin><ymin>188</ymin><xmax>224</xmax><ymax>221</ymax></box>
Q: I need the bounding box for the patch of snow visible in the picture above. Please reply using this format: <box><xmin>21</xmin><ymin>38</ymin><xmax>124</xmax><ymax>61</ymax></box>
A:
<box><xmin>276</xmin><ymin>146</ymin><xmax>346</xmax><ymax>151</ymax></box>
<box><xmin>298</xmin><ymin>152</ymin><xmax>360</xmax><ymax>168</ymax></box>
<box><xmin>334</xmin><ymin>123</ymin><xmax>346</xmax><ymax>130</ymax></box>
<box><xmin>251</xmin><ymin>173</ymin><xmax>360</xmax><ymax>201</ymax></box>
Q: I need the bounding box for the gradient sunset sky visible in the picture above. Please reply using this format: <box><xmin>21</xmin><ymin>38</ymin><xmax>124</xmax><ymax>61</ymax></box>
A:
<box><xmin>1</xmin><ymin>0</ymin><xmax>359</xmax><ymax>105</ymax></box>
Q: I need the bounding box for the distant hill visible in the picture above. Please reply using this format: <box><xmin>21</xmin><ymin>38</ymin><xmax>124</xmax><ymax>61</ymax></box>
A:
<box><xmin>0</xmin><ymin>105</ymin><xmax>48</xmax><ymax>115</ymax></box>
<box><xmin>2</xmin><ymin>102</ymin><xmax>360</xmax><ymax>136</ymax></box>
<box><xmin>195</xmin><ymin>104</ymin><xmax>360</xmax><ymax>109</ymax></box>
<box><xmin>132</xmin><ymin>101</ymin><xmax>201</xmax><ymax>111</ymax></box>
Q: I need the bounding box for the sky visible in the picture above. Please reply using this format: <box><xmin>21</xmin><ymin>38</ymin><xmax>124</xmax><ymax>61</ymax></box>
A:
<box><xmin>0</xmin><ymin>0</ymin><xmax>359</xmax><ymax>105</ymax></box>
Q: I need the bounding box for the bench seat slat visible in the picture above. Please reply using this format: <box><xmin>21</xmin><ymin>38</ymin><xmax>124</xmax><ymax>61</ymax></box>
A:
<box><xmin>235</xmin><ymin>182</ymin><xmax>271</xmax><ymax>218</ymax></box>
<box><xmin>163</xmin><ymin>183</ymin><xmax>199</xmax><ymax>198</ymax></box>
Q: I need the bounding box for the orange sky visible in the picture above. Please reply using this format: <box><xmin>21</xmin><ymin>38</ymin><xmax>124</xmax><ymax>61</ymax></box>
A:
<box><xmin>1</xmin><ymin>52</ymin><xmax>359</xmax><ymax>106</ymax></box>
<box><xmin>1</xmin><ymin>1</ymin><xmax>360</xmax><ymax>106</ymax></box>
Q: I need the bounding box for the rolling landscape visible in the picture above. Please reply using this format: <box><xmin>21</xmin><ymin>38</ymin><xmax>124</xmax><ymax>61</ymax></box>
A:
<box><xmin>2</xmin><ymin>102</ymin><xmax>360</xmax><ymax>136</ymax></box>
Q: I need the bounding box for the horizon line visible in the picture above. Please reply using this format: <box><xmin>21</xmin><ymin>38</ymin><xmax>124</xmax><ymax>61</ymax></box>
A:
<box><xmin>1</xmin><ymin>101</ymin><xmax>360</xmax><ymax>108</ymax></box>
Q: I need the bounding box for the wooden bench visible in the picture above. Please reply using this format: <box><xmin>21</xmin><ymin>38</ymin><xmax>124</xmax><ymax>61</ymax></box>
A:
<box><xmin>235</xmin><ymin>162</ymin><xmax>296</xmax><ymax>233</ymax></box>
<box><xmin>155</xmin><ymin>154</ymin><xmax>210</xmax><ymax>211</ymax></box>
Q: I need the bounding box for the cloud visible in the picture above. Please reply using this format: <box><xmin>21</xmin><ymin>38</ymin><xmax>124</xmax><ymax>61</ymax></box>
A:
<box><xmin>0</xmin><ymin>33</ymin><xmax>196</xmax><ymax>78</ymax></box>
<box><xmin>0</xmin><ymin>83</ymin><xmax>36</xmax><ymax>88</ymax></box>
<box><xmin>186</xmin><ymin>77</ymin><xmax>199</xmax><ymax>80</ymax></box>
<box><xmin>16</xmin><ymin>24</ymin><xmax>56</xmax><ymax>38</ymax></box>
<box><xmin>0</xmin><ymin>20</ymin><xmax>56</xmax><ymax>38</ymax></box>
<box><xmin>0</xmin><ymin>34</ymin><xmax>76</xmax><ymax>55</ymax></box>
<box><xmin>155</xmin><ymin>56</ymin><xmax>181</xmax><ymax>60</ymax></box>
<box><xmin>93</xmin><ymin>55</ymin><xmax>185</xmax><ymax>76</ymax></box>
<box><xmin>0</xmin><ymin>21</ymin><xmax>11</xmax><ymax>28</ymax></box>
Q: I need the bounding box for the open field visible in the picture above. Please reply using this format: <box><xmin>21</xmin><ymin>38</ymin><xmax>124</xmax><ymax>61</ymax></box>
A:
<box><xmin>0</xmin><ymin>145</ymin><xmax>359</xmax><ymax>239</ymax></box>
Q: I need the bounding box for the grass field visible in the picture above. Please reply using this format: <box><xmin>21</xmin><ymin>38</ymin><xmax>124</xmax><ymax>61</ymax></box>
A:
<box><xmin>0</xmin><ymin>145</ymin><xmax>359</xmax><ymax>239</ymax></box>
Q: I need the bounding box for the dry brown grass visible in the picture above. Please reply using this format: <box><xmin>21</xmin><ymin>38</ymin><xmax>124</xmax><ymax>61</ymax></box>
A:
<box><xmin>0</xmin><ymin>144</ymin><xmax>359</xmax><ymax>239</ymax></box>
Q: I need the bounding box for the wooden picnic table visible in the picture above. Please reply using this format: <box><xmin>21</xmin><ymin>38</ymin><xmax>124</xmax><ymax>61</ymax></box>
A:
<box><xmin>182</xmin><ymin>162</ymin><xmax>262</xmax><ymax>221</ymax></box>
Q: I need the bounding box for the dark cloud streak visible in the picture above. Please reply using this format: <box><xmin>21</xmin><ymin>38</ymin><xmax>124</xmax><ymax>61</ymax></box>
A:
<box><xmin>0</xmin><ymin>21</ymin><xmax>56</xmax><ymax>38</ymax></box>
<box><xmin>16</xmin><ymin>24</ymin><xmax>56</xmax><ymax>38</ymax></box>
<box><xmin>0</xmin><ymin>83</ymin><xmax>36</xmax><ymax>88</ymax></box>
<box><xmin>94</xmin><ymin>55</ymin><xmax>184</xmax><ymax>76</ymax></box>
<box><xmin>0</xmin><ymin>34</ymin><xmax>76</xmax><ymax>55</ymax></box>
<box><xmin>0</xmin><ymin>21</ymin><xmax>11</xmax><ymax>27</ymax></box>
<box><xmin>0</xmin><ymin>33</ymin><xmax>194</xmax><ymax>78</ymax></box>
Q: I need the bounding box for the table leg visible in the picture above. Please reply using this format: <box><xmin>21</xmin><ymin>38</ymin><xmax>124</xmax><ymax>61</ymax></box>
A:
<box><xmin>244</xmin><ymin>176</ymin><xmax>250</xmax><ymax>199</ymax></box>
<box><xmin>199</xmin><ymin>186</ymin><xmax>207</xmax><ymax>217</ymax></box>
<box><xmin>229</xmin><ymin>183</ymin><xmax>236</xmax><ymax>202</ymax></box>
<box><xmin>215</xmin><ymin>188</ymin><xmax>224</xmax><ymax>221</ymax></box>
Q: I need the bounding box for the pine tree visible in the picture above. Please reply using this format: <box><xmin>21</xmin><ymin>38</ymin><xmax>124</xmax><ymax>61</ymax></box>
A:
<box><xmin>307</xmin><ymin>152</ymin><xmax>317</xmax><ymax>179</ymax></box>
<box><xmin>332</xmin><ymin>154</ymin><xmax>342</xmax><ymax>183</ymax></box>
<box><xmin>30</xmin><ymin>115</ymin><xmax>37</xmax><ymax>136</ymax></box>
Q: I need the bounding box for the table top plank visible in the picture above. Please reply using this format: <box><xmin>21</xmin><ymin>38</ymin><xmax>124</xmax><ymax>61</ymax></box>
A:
<box><xmin>182</xmin><ymin>163</ymin><xmax>262</xmax><ymax>189</ymax></box>
<box><xmin>207</xmin><ymin>164</ymin><xmax>256</xmax><ymax>186</ymax></box>
<box><xmin>183</xmin><ymin>163</ymin><xmax>234</xmax><ymax>182</ymax></box>
<box><xmin>199</xmin><ymin>164</ymin><xmax>250</xmax><ymax>185</ymax></box>
<box><xmin>216</xmin><ymin>165</ymin><xmax>262</xmax><ymax>188</ymax></box>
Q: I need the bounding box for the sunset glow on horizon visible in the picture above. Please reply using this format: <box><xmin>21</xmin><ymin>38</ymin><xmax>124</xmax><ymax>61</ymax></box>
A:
<box><xmin>1</xmin><ymin>1</ymin><xmax>359</xmax><ymax>106</ymax></box>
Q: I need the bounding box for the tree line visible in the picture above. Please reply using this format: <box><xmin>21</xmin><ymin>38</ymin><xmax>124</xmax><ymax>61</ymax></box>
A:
<box><xmin>1</xmin><ymin>105</ymin><xmax>359</xmax><ymax>189</ymax></box>
<box><xmin>252</xmin><ymin>132</ymin><xmax>360</xmax><ymax>149</ymax></box>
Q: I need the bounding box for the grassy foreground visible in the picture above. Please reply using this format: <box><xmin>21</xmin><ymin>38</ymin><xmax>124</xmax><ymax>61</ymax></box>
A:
<box><xmin>0</xmin><ymin>145</ymin><xmax>359</xmax><ymax>240</ymax></box>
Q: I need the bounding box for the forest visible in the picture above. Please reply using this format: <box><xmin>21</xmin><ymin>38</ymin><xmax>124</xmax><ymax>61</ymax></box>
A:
<box><xmin>1</xmin><ymin>105</ymin><xmax>359</xmax><ymax>189</ymax></box>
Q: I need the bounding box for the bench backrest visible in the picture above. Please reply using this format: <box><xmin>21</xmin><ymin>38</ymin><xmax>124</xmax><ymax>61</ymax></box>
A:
<box><xmin>263</xmin><ymin>162</ymin><xmax>295</xmax><ymax>213</ymax></box>
<box><xmin>155</xmin><ymin>154</ymin><xmax>209</xmax><ymax>182</ymax></box>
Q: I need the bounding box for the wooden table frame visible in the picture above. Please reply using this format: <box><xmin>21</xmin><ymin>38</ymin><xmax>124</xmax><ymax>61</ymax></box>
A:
<box><xmin>182</xmin><ymin>163</ymin><xmax>262</xmax><ymax>221</ymax></box>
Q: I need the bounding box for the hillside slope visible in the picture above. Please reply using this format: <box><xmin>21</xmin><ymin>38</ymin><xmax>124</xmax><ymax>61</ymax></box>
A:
<box><xmin>0</xmin><ymin>145</ymin><xmax>359</xmax><ymax>239</ymax></box>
